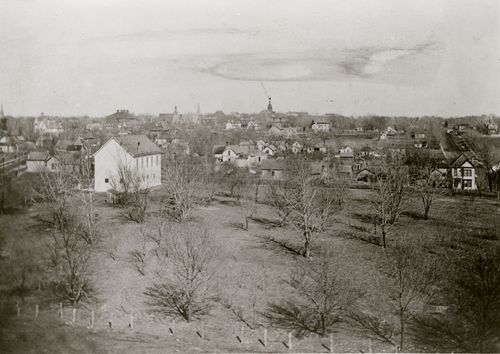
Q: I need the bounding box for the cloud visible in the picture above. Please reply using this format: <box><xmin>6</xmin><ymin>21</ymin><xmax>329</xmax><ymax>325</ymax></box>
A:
<box><xmin>196</xmin><ymin>42</ymin><xmax>438</xmax><ymax>82</ymax></box>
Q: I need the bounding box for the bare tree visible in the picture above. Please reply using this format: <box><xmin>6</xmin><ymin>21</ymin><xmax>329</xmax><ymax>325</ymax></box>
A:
<box><xmin>412</xmin><ymin>242</ymin><xmax>500</xmax><ymax>353</ymax></box>
<box><xmin>48</xmin><ymin>222</ymin><xmax>95</xmax><ymax>306</ymax></box>
<box><xmin>280</xmin><ymin>157</ymin><xmax>339</xmax><ymax>257</ymax></box>
<box><xmin>349</xmin><ymin>241</ymin><xmax>437</xmax><ymax>351</ymax></box>
<box><xmin>162</xmin><ymin>157</ymin><xmax>202</xmax><ymax>222</ymax></box>
<box><xmin>110</xmin><ymin>162</ymin><xmax>150</xmax><ymax>222</ymax></box>
<box><xmin>415</xmin><ymin>173</ymin><xmax>444</xmax><ymax>220</ymax></box>
<box><xmin>145</xmin><ymin>224</ymin><xmax>217</xmax><ymax>322</ymax></box>
<box><xmin>369</xmin><ymin>163</ymin><xmax>407</xmax><ymax>248</ymax></box>
<box><xmin>263</xmin><ymin>246</ymin><xmax>356</xmax><ymax>337</ymax></box>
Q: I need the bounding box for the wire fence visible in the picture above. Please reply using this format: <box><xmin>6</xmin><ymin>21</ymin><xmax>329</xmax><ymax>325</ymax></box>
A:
<box><xmin>0</xmin><ymin>299</ymin><xmax>391</xmax><ymax>353</ymax></box>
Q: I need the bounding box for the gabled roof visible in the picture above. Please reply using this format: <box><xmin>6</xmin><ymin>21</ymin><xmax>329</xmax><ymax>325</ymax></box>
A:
<box><xmin>114</xmin><ymin>135</ymin><xmax>162</xmax><ymax>157</ymax></box>
<box><xmin>213</xmin><ymin>145</ymin><xmax>225</xmax><ymax>155</ymax></box>
<box><xmin>27</xmin><ymin>151</ymin><xmax>50</xmax><ymax>161</ymax></box>
<box><xmin>451</xmin><ymin>154</ymin><xmax>478</xmax><ymax>168</ymax></box>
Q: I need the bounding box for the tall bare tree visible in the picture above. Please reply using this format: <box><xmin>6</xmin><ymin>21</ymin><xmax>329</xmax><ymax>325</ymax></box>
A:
<box><xmin>145</xmin><ymin>224</ymin><xmax>217</xmax><ymax>322</ymax></box>
<box><xmin>282</xmin><ymin>157</ymin><xmax>340</xmax><ymax>257</ymax></box>
<box><xmin>263</xmin><ymin>246</ymin><xmax>356</xmax><ymax>337</ymax></box>
<box><xmin>369</xmin><ymin>162</ymin><xmax>407</xmax><ymax>248</ymax></box>
<box><xmin>162</xmin><ymin>156</ymin><xmax>202</xmax><ymax>222</ymax></box>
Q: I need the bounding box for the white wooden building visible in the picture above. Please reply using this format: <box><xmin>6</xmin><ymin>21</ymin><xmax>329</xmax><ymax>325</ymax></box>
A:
<box><xmin>94</xmin><ymin>135</ymin><xmax>162</xmax><ymax>192</ymax></box>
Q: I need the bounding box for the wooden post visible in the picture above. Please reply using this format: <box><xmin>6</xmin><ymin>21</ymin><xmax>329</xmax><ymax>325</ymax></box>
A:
<box><xmin>369</xmin><ymin>339</ymin><xmax>372</xmax><ymax>354</ymax></box>
<box><xmin>288</xmin><ymin>332</ymin><xmax>292</xmax><ymax>350</ymax></box>
<box><xmin>240</xmin><ymin>325</ymin><xmax>244</xmax><ymax>343</ymax></box>
<box><xmin>35</xmin><ymin>304</ymin><xmax>39</xmax><ymax>319</ymax></box>
<box><xmin>171</xmin><ymin>319</ymin><xmax>175</xmax><ymax>335</ymax></box>
<box><xmin>264</xmin><ymin>328</ymin><xmax>267</xmax><ymax>347</ymax></box>
<box><xmin>90</xmin><ymin>310</ymin><xmax>94</xmax><ymax>329</ymax></box>
<box><xmin>59</xmin><ymin>303</ymin><xmax>63</xmax><ymax>319</ymax></box>
<box><xmin>129</xmin><ymin>315</ymin><xmax>134</xmax><ymax>330</ymax></box>
<box><xmin>72</xmin><ymin>307</ymin><xmax>76</xmax><ymax>325</ymax></box>
<box><xmin>109</xmin><ymin>320</ymin><xmax>112</xmax><ymax>329</ymax></box>
<box><xmin>330</xmin><ymin>334</ymin><xmax>333</xmax><ymax>353</ymax></box>
<box><xmin>201</xmin><ymin>321</ymin><xmax>205</xmax><ymax>339</ymax></box>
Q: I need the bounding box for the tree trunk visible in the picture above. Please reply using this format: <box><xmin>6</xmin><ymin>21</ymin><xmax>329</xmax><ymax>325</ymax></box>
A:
<box><xmin>303</xmin><ymin>232</ymin><xmax>311</xmax><ymax>257</ymax></box>
<box><xmin>381</xmin><ymin>228</ymin><xmax>386</xmax><ymax>248</ymax></box>
<box><xmin>399</xmin><ymin>310</ymin><xmax>405</xmax><ymax>352</ymax></box>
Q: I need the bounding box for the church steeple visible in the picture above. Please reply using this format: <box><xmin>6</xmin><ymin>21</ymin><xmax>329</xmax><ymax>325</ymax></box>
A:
<box><xmin>0</xmin><ymin>104</ymin><xmax>4</xmax><ymax>118</ymax></box>
<box><xmin>174</xmin><ymin>105</ymin><xmax>178</xmax><ymax>115</ymax></box>
<box><xmin>267</xmin><ymin>97</ymin><xmax>273</xmax><ymax>113</ymax></box>
<box><xmin>197</xmin><ymin>103</ymin><xmax>200</xmax><ymax>114</ymax></box>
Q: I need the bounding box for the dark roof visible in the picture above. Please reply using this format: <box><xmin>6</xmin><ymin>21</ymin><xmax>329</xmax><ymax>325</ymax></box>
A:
<box><xmin>114</xmin><ymin>135</ymin><xmax>162</xmax><ymax>157</ymax></box>
<box><xmin>451</xmin><ymin>154</ymin><xmax>478</xmax><ymax>168</ymax></box>
<box><xmin>105</xmin><ymin>110</ymin><xmax>137</xmax><ymax>123</ymax></box>
<box><xmin>260</xmin><ymin>159</ymin><xmax>286</xmax><ymax>170</ymax></box>
<box><xmin>213</xmin><ymin>145</ymin><xmax>225</xmax><ymax>154</ymax></box>
<box><xmin>27</xmin><ymin>151</ymin><xmax>50</xmax><ymax>161</ymax></box>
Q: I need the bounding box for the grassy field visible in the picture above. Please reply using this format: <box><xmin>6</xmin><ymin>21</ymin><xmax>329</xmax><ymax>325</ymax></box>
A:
<box><xmin>0</xmin><ymin>187</ymin><xmax>498</xmax><ymax>353</ymax></box>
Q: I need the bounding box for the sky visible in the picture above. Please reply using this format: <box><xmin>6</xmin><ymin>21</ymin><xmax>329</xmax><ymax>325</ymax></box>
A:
<box><xmin>0</xmin><ymin>0</ymin><xmax>499</xmax><ymax>117</ymax></box>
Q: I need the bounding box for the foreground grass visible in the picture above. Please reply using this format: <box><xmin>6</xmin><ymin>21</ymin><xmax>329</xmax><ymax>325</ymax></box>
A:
<box><xmin>0</xmin><ymin>188</ymin><xmax>498</xmax><ymax>353</ymax></box>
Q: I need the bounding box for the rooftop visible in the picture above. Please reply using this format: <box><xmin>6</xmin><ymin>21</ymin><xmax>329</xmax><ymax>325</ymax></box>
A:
<box><xmin>114</xmin><ymin>135</ymin><xmax>162</xmax><ymax>157</ymax></box>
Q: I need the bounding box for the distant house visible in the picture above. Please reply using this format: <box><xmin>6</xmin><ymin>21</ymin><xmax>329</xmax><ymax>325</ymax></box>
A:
<box><xmin>26</xmin><ymin>151</ymin><xmax>60</xmax><ymax>172</ymax></box>
<box><xmin>339</xmin><ymin>146</ymin><xmax>354</xmax><ymax>158</ymax></box>
<box><xmin>356</xmin><ymin>168</ymin><xmax>375</xmax><ymax>183</ymax></box>
<box><xmin>93</xmin><ymin>135</ymin><xmax>162</xmax><ymax>193</ymax></box>
<box><xmin>312</xmin><ymin>121</ymin><xmax>331</xmax><ymax>132</ymax></box>
<box><xmin>260</xmin><ymin>159</ymin><xmax>286</xmax><ymax>180</ymax></box>
<box><xmin>225</xmin><ymin>121</ymin><xmax>242</xmax><ymax>130</ymax></box>
<box><xmin>213</xmin><ymin>145</ymin><xmax>226</xmax><ymax>163</ymax></box>
<box><xmin>262</xmin><ymin>144</ymin><xmax>277</xmax><ymax>156</ymax></box>
<box><xmin>0</xmin><ymin>136</ymin><xmax>16</xmax><ymax>153</ymax></box>
<box><xmin>450</xmin><ymin>154</ymin><xmax>479</xmax><ymax>190</ymax></box>
<box><xmin>104</xmin><ymin>109</ymin><xmax>139</xmax><ymax>128</ymax></box>
<box><xmin>34</xmin><ymin>115</ymin><xmax>64</xmax><ymax>135</ymax></box>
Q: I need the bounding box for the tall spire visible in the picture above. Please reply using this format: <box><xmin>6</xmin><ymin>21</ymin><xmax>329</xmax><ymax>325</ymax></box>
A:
<box><xmin>0</xmin><ymin>104</ymin><xmax>4</xmax><ymax>118</ymax></box>
<box><xmin>197</xmin><ymin>103</ymin><xmax>200</xmax><ymax>114</ymax></box>
<box><xmin>267</xmin><ymin>97</ymin><xmax>273</xmax><ymax>113</ymax></box>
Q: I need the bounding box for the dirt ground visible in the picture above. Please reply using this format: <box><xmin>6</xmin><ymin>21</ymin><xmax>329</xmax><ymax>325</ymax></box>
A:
<box><xmin>0</xmin><ymin>188</ymin><xmax>498</xmax><ymax>353</ymax></box>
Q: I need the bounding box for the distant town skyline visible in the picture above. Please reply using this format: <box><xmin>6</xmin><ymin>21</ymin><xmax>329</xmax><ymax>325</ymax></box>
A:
<box><xmin>1</xmin><ymin>0</ymin><xmax>499</xmax><ymax>117</ymax></box>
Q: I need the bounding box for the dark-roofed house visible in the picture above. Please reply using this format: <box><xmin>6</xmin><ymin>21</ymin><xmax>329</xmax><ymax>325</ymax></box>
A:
<box><xmin>260</xmin><ymin>159</ymin><xmax>286</xmax><ymax>180</ymax></box>
<box><xmin>26</xmin><ymin>151</ymin><xmax>60</xmax><ymax>172</ymax></box>
<box><xmin>94</xmin><ymin>135</ymin><xmax>162</xmax><ymax>192</ymax></box>
<box><xmin>105</xmin><ymin>109</ymin><xmax>139</xmax><ymax>127</ymax></box>
<box><xmin>450</xmin><ymin>153</ymin><xmax>479</xmax><ymax>190</ymax></box>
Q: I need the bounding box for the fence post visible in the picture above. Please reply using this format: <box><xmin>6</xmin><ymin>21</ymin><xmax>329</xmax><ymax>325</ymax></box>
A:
<box><xmin>129</xmin><ymin>315</ymin><xmax>134</xmax><ymax>330</ymax></box>
<box><xmin>240</xmin><ymin>325</ymin><xmax>244</xmax><ymax>343</ymax></box>
<box><xmin>288</xmin><ymin>332</ymin><xmax>292</xmax><ymax>350</ymax></box>
<box><xmin>35</xmin><ymin>304</ymin><xmax>39</xmax><ymax>319</ymax></box>
<box><xmin>330</xmin><ymin>334</ymin><xmax>333</xmax><ymax>353</ymax></box>
<box><xmin>264</xmin><ymin>328</ymin><xmax>268</xmax><ymax>347</ymax></box>
<box><xmin>91</xmin><ymin>310</ymin><xmax>94</xmax><ymax>329</ymax></box>
<box><xmin>59</xmin><ymin>303</ymin><xmax>63</xmax><ymax>319</ymax></box>
<box><xmin>201</xmin><ymin>321</ymin><xmax>205</xmax><ymax>339</ymax></box>
<box><xmin>369</xmin><ymin>339</ymin><xmax>372</xmax><ymax>353</ymax></box>
<box><xmin>171</xmin><ymin>319</ymin><xmax>175</xmax><ymax>335</ymax></box>
<box><xmin>72</xmin><ymin>307</ymin><xmax>76</xmax><ymax>325</ymax></box>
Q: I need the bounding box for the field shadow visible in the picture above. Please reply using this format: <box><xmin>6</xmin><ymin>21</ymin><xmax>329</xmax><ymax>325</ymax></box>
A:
<box><xmin>251</xmin><ymin>234</ymin><xmax>302</xmax><ymax>256</ymax></box>
<box><xmin>249</xmin><ymin>216</ymin><xmax>283</xmax><ymax>229</ymax></box>
<box><xmin>216</xmin><ymin>199</ymin><xmax>240</xmax><ymax>207</ymax></box>
<box><xmin>342</xmin><ymin>231</ymin><xmax>381</xmax><ymax>247</ymax></box>
<box><xmin>401</xmin><ymin>210</ymin><xmax>426</xmax><ymax>220</ymax></box>
<box><xmin>351</xmin><ymin>213</ymin><xmax>374</xmax><ymax>225</ymax></box>
<box><xmin>226</xmin><ymin>221</ymin><xmax>245</xmax><ymax>231</ymax></box>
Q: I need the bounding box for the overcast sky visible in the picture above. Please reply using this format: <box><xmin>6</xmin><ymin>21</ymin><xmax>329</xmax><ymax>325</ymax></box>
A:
<box><xmin>1</xmin><ymin>0</ymin><xmax>499</xmax><ymax>117</ymax></box>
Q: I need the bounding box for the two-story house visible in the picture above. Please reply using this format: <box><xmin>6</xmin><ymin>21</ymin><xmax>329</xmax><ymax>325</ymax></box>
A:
<box><xmin>450</xmin><ymin>154</ymin><xmax>478</xmax><ymax>190</ymax></box>
<box><xmin>94</xmin><ymin>135</ymin><xmax>162</xmax><ymax>193</ymax></box>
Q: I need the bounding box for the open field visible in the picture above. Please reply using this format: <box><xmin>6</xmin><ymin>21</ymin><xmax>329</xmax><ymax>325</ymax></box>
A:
<box><xmin>0</xmin><ymin>187</ymin><xmax>499</xmax><ymax>353</ymax></box>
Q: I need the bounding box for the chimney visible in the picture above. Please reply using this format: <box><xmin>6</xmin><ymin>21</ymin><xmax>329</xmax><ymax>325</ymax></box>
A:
<box><xmin>137</xmin><ymin>141</ymin><xmax>140</xmax><ymax>152</ymax></box>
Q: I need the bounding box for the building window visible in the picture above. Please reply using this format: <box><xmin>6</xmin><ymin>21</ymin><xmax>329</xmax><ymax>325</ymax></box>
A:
<box><xmin>463</xmin><ymin>179</ymin><xmax>472</xmax><ymax>188</ymax></box>
<box><xmin>142</xmin><ymin>158</ymin><xmax>144</xmax><ymax>167</ymax></box>
<box><xmin>463</xmin><ymin>169</ymin><xmax>472</xmax><ymax>177</ymax></box>
<box><xmin>156</xmin><ymin>155</ymin><xmax>159</xmax><ymax>165</ymax></box>
<box><xmin>146</xmin><ymin>157</ymin><xmax>148</xmax><ymax>167</ymax></box>
<box><xmin>271</xmin><ymin>170</ymin><xmax>275</xmax><ymax>177</ymax></box>
<box><xmin>105</xmin><ymin>178</ymin><xmax>109</xmax><ymax>183</ymax></box>
<box><xmin>136</xmin><ymin>159</ymin><xmax>138</xmax><ymax>169</ymax></box>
